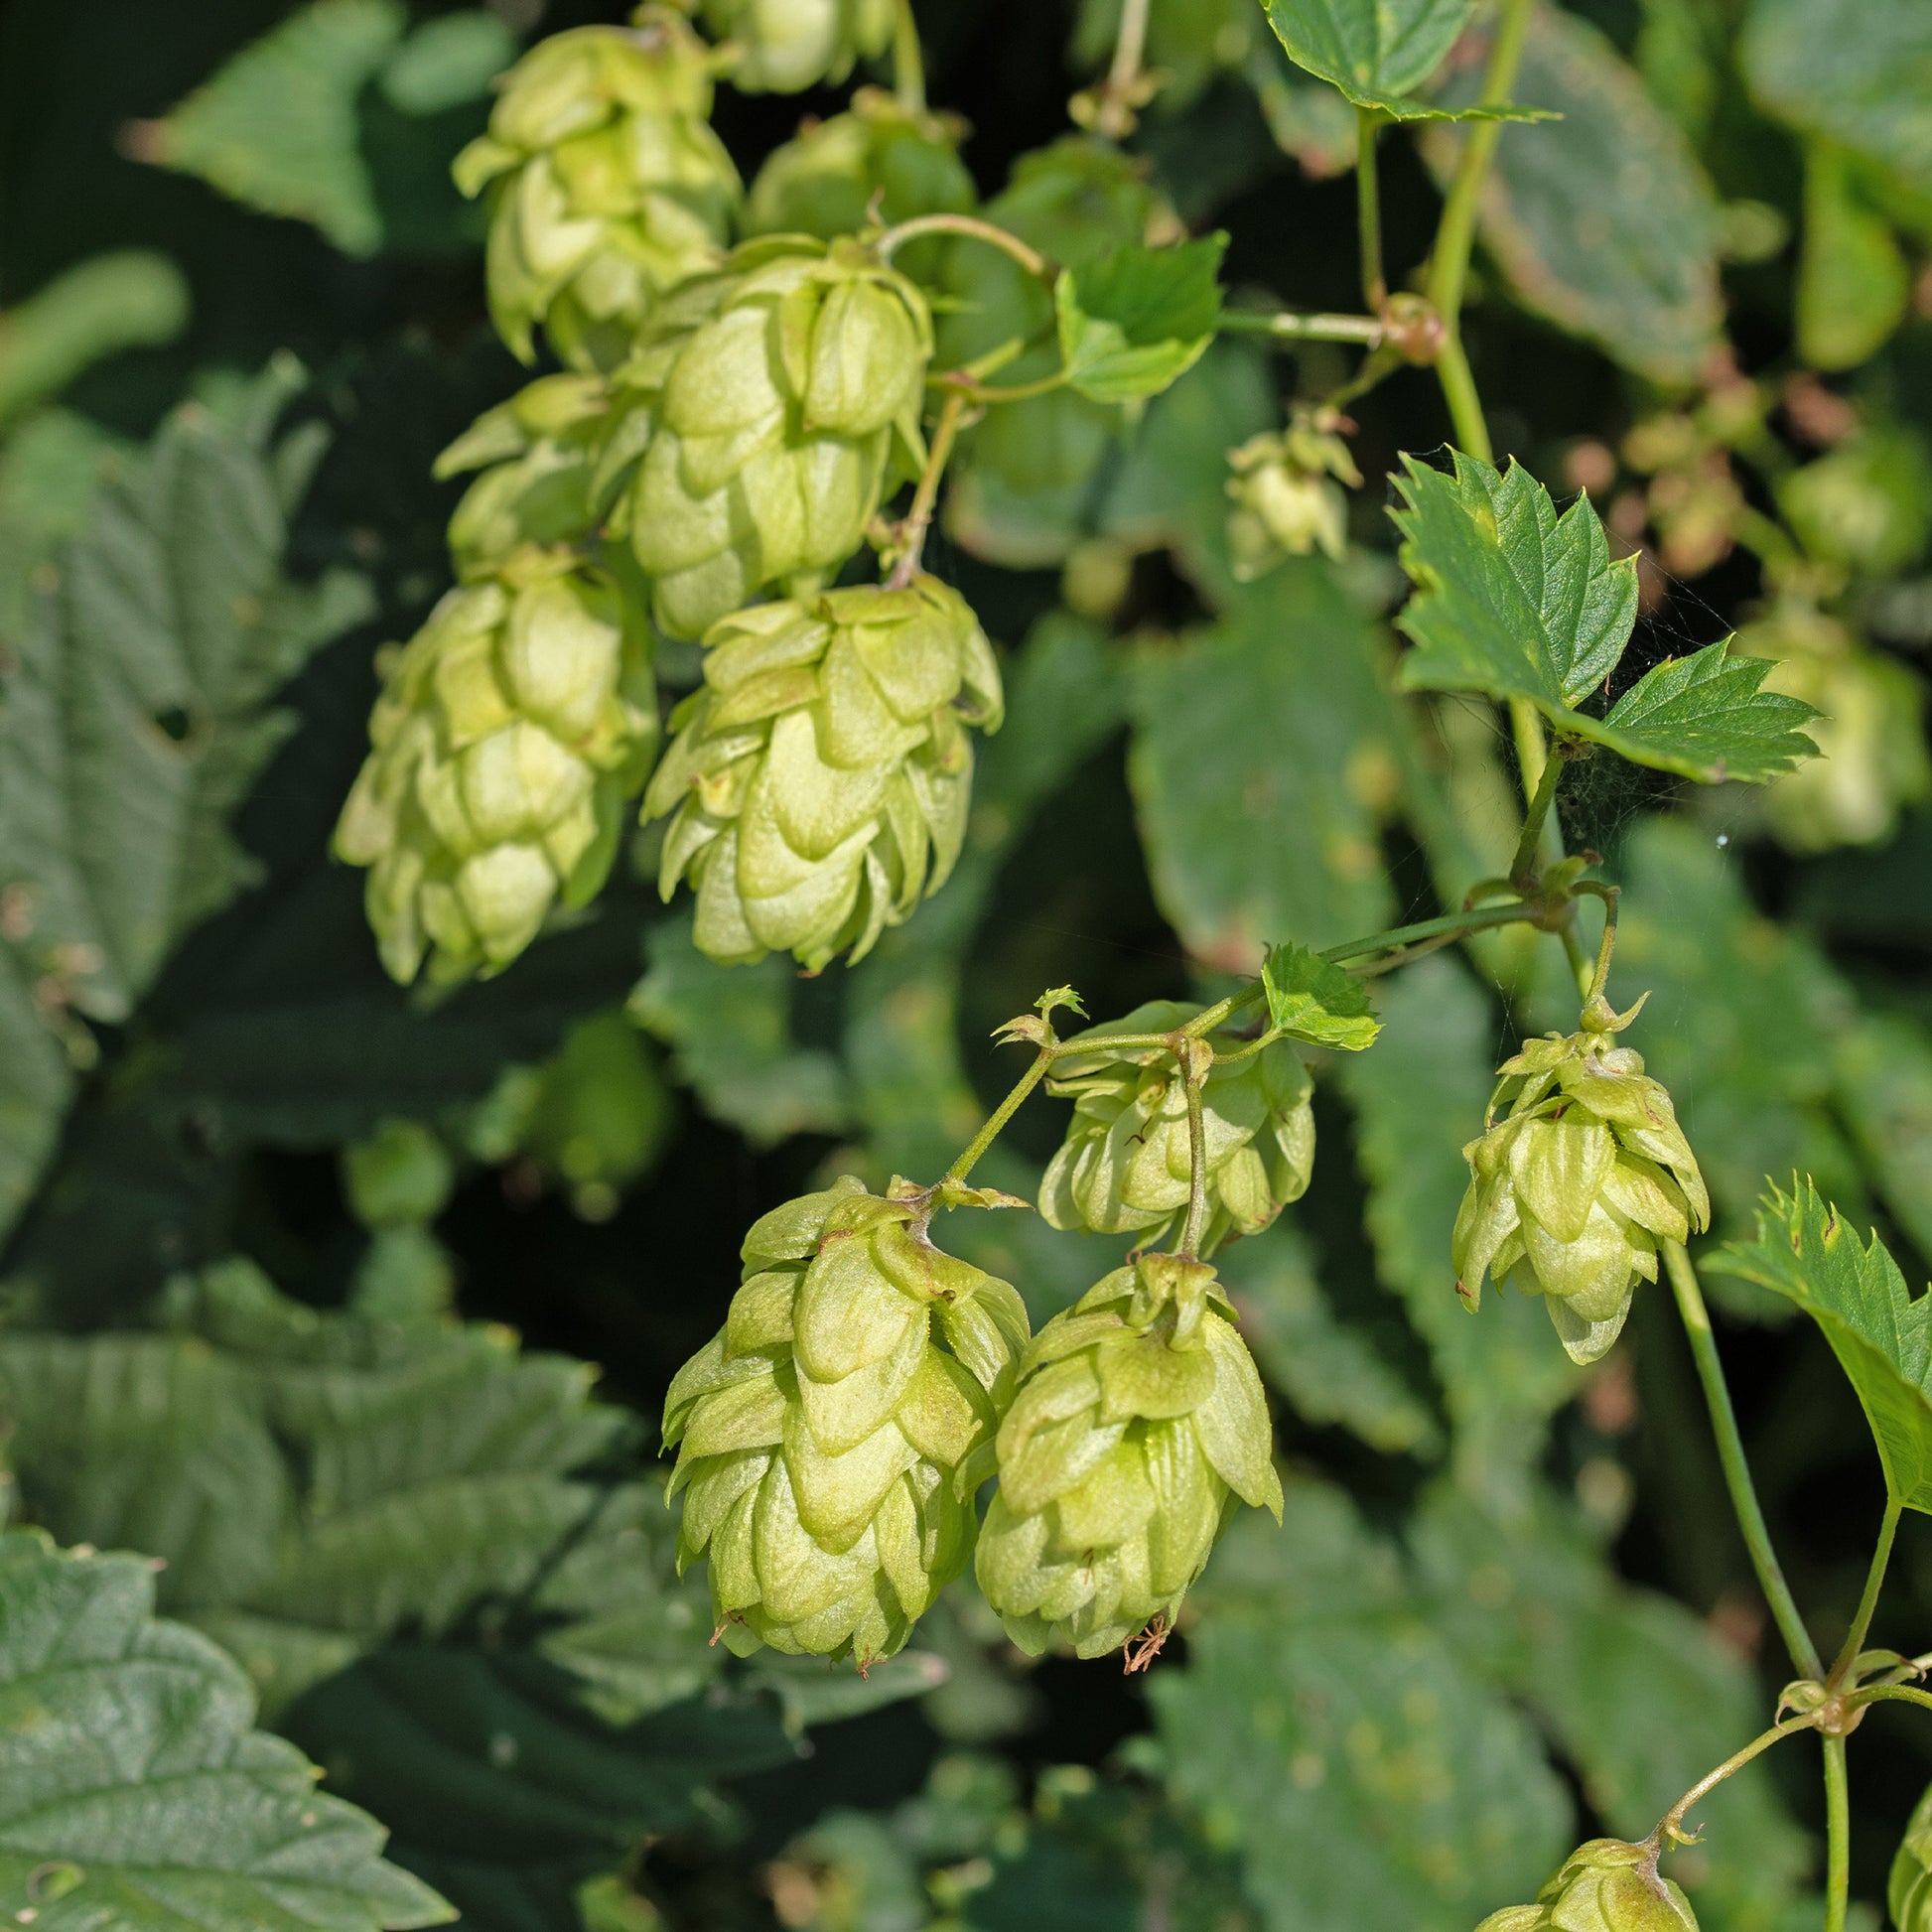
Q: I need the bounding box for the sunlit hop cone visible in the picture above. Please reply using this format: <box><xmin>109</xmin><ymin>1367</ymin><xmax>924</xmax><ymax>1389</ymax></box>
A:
<box><xmin>335</xmin><ymin>548</ymin><xmax>657</xmax><ymax>984</ymax></box>
<box><xmin>1475</xmin><ymin>1840</ymin><xmax>1699</xmax><ymax>1932</ymax></box>
<box><xmin>1224</xmin><ymin>406</ymin><xmax>1363</xmax><ymax>575</ymax></box>
<box><xmin>607</xmin><ymin>237</ymin><xmax>933</xmax><ymax>639</ymax></box>
<box><xmin>453</xmin><ymin>7</ymin><xmax>740</xmax><ymax>369</ymax></box>
<box><xmin>661</xmin><ymin>1175</ymin><xmax>1032</xmax><ymax>1663</ymax></box>
<box><xmin>1452</xmin><ymin>995</ymin><xmax>1710</xmax><ymax>1365</ymax></box>
<box><xmin>1038</xmin><ymin>1002</ymin><xmax>1314</xmax><ymax>1255</ymax></box>
<box><xmin>701</xmin><ymin>0</ymin><xmax>895</xmax><ymax>93</ymax></box>
<box><xmin>641</xmin><ymin>575</ymin><xmax>1001</xmax><ymax>969</ymax></box>
<box><xmin>974</xmin><ymin>1252</ymin><xmax>1282</xmax><ymax>1660</ymax></box>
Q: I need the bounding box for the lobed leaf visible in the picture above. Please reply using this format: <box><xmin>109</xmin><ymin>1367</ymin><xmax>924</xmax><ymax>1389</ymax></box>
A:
<box><xmin>1260</xmin><ymin>941</ymin><xmax>1380</xmax><ymax>1050</ymax></box>
<box><xmin>1054</xmin><ymin>234</ymin><xmax>1227</xmax><ymax>405</ymax></box>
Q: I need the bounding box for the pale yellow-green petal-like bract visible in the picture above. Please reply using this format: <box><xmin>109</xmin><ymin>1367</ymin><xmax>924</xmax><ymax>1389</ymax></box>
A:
<box><xmin>701</xmin><ymin>0</ymin><xmax>896</xmax><ymax>94</ymax></box>
<box><xmin>1472</xmin><ymin>1839</ymin><xmax>1700</xmax><ymax>1932</ymax></box>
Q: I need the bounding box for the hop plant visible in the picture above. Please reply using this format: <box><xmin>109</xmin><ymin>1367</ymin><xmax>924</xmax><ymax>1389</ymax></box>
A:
<box><xmin>661</xmin><ymin>1175</ymin><xmax>1031</xmax><ymax>1663</ymax></box>
<box><xmin>335</xmin><ymin>548</ymin><xmax>657</xmax><ymax>984</ymax></box>
<box><xmin>1452</xmin><ymin>995</ymin><xmax>1710</xmax><ymax>1365</ymax></box>
<box><xmin>1039</xmin><ymin>1002</ymin><xmax>1314</xmax><ymax>1255</ymax></box>
<box><xmin>1891</xmin><ymin>1781</ymin><xmax>1932</xmax><ymax>1932</ymax></box>
<box><xmin>641</xmin><ymin>575</ymin><xmax>1003</xmax><ymax>970</ymax></box>
<box><xmin>974</xmin><ymin>1252</ymin><xmax>1282</xmax><ymax>1659</ymax></box>
<box><xmin>700</xmin><ymin>0</ymin><xmax>895</xmax><ymax>93</ymax></box>
<box><xmin>1224</xmin><ymin>406</ymin><xmax>1363</xmax><ymax>575</ymax></box>
<box><xmin>453</xmin><ymin>7</ymin><xmax>741</xmax><ymax>369</ymax></box>
<box><xmin>608</xmin><ymin>237</ymin><xmax>933</xmax><ymax>639</ymax></box>
<box><xmin>1475</xmin><ymin>1840</ymin><xmax>1699</xmax><ymax>1932</ymax></box>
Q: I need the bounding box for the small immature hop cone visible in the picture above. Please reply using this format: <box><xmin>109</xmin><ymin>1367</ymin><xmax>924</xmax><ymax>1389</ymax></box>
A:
<box><xmin>701</xmin><ymin>0</ymin><xmax>895</xmax><ymax>93</ymax></box>
<box><xmin>1475</xmin><ymin>1840</ymin><xmax>1699</xmax><ymax>1932</ymax></box>
<box><xmin>1452</xmin><ymin>997</ymin><xmax>1709</xmax><ymax>1365</ymax></box>
<box><xmin>1039</xmin><ymin>1002</ymin><xmax>1314</xmax><ymax>1255</ymax></box>
<box><xmin>335</xmin><ymin>549</ymin><xmax>657</xmax><ymax>984</ymax></box>
<box><xmin>609</xmin><ymin>238</ymin><xmax>933</xmax><ymax>638</ymax></box>
<box><xmin>1224</xmin><ymin>407</ymin><xmax>1362</xmax><ymax>576</ymax></box>
<box><xmin>453</xmin><ymin>7</ymin><xmax>741</xmax><ymax>368</ymax></box>
<box><xmin>662</xmin><ymin>1176</ymin><xmax>1032</xmax><ymax>1663</ymax></box>
<box><xmin>641</xmin><ymin>575</ymin><xmax>1003</xmax><ymax>970</ymax></box>
<box><xmin>975</xmin><ymin>1253</ymin><xmax>1282</xmax><ymax>1659</ymax></box>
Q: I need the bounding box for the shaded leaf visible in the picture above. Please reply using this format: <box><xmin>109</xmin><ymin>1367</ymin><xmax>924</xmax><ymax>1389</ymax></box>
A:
<box><xmin>0</xmin><ymin>252</ymin><xmax>190</xmax><ymax>430</ymax></box>
<box><xmin>1055</xmin><ymin>234</ymin><xmax>1226</xmax><ymax>404</ymax></box>
<box><xmin>1715</xmin><ymin>1178</ymin><xmax>1932</xmax><ymax>1512</ymax></box>
<box><xmin>0</xmin><ymin>1528</ymin><xmax>449</xmax><ymax>1930</ymax></box>
<box><xmin>1261</xmin><ymin>0</ymin><xmax>1549</xmax><ymax>119</ymax></box>
<box><xmin>1833</xmin><ymin>1012</ymin><xmax>1932</xmax><ymax>1267</ymax></box>
<box><xmin>1261</xmin><ymin>941</ymin><xmax>1380</xmax><ymax>1049</ymax></box>
<box><xmin>1797</xmin><ymin>141</ymin><xmax>1912</xmax><ymax>372</ymax></box>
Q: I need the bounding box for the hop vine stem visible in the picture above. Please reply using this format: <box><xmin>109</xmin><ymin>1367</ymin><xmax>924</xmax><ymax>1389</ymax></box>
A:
<box><xmin>891</xmin><ymin>0</ymin><xmax>925</xmax><ymax>114</ymax></box>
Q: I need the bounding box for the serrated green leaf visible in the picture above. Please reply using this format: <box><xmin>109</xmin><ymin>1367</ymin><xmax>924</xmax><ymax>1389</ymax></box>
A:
<box><xmin>0</xmin><ymin>1529</ymin><xmax>450</xmax><ymax>1931</ymax></box>
<box><xmin>1422</xmin><ymin>5</ymin><xmax>1724</xmax><ymax>384</ymax></box>
<box><xmin>1260</xmin><ymin>941</ymin><xmax>1381</xmax><ymax>1049</ymax></box>
<box><xmin>1055</xmin><ymin>234</ymin><xmax>1226</xmax><ymax>405</ymax></box>
<box><xmin>137</xmin><ymin>0</ymin><xmax>409</xmax><ymax>256</ymax></box>
<box><xmin>1391</xmin><ymin>452</ymin><xmax>1817</xmax><ymax>782</ymax></box>
<box><xmin>1714</xmin><ymin>1179</ymin><xmax>1932</xmax><ymax>1511</ymax></box>
<box><xmin>1260</xmin><ymin>0</ymin><xmax>1550</xmax><ymax>119</ymax></box>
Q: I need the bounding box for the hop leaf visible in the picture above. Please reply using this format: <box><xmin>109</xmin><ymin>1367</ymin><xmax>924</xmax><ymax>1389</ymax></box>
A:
<box><xmin>700</xmin><ymin>0</ymin><xmax>896</xmax><ymax>94</ymax></box>
<box><xmin>641</xmin><ymin>575</ymin><xmax>1003</xmax><ymax>971</ymax></box>
<box><xmin>1039</xmin><ymin>1000</ymin><xmax>1316</xmax><ymax>1254</ymax></box>
<box><xmin>1054</xmin><ymin>233</ymin><xmax>1226</xmax><ymax>405</ymax></box>
<box><xmin>1261</xmin><ymin>942</ymin><xmax>1380</xmax><ymax>1050</ymax></box>
<box><xmin>662</xmin><ymin>1176</ymin><xmax>1032</xmax><ymax>1664</ymax></box>
<box><xmin>975</xmin><ymin>1253</ymin><xmax>1283</xmax><ymax>1659</ymax></box>
<box><xmin>1891</xmin><ymin>1780</ymin><xmax>1932</xmax><ymax>1932</ymax></box>
<box><xmin>1453</xmin><ymin>1005</ymin><xmax>1709</xmax><ymax>1363</ymax></box>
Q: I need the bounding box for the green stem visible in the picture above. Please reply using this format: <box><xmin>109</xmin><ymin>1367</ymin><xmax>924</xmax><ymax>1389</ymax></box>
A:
<box><xmin>876</xmin><ymin>213</ymin><xmax>1051</xmax><ymax>284</ymax></box>
<box><xmin>1356</xmin><ymin>109</ymin><xmax>1386</xmax><ymax>313</ymax></box>
<box><xmin>1508</xmin><ymin>750</ymin><xmax>1564</xmax><ymax>887</ymax></box>
<box><xmin>891</xmin><ymin>0</ymin><xmax>925</xmax><ymax>114</ymax></box>
<box><xmin>1649</xmin><ymin>1716</ymin><xmax>1819</xmax><ymax>1848</ymax></box>
<box><xmin>1323</xmin><ymin>898</ymin><xmax>1541</xmax><ymax>964</ymax></box>
<box><xmin>942</xmin><ymin>1046</ymin><xmax>1056</xmax><ymax>1187</ymax></box>
<box><xmin>1853</xmin><ymin>1684</ymin><xmax>1932</xmax><ymax>1716</ymax></box>
<box><xmin>1217</xmin><ymin>309</ymin><xmax>1387</xmax><ymax>345</ymax></box>
<box><xmin>1823</xmin><ymin>1736</ymin><xmax>1850</xmax><ymax>1932</ymax></box>
<box><xmin>1576</xmin><ymin>882</ymin><xmax>1620</xmax><ymax>1007</ymax></box>
<box><xmin>1093</xmin><ymin>0</ymin><xmax>1152</xmax><ymax>137</ymax></box>
<box><xmin>888</xmin><ymin>386</ymin><xmax>966</xmax><ymax>587</ymax></box>
<box><xmin>956</xmin><ymin>368</ymin><xmax>1067</xmax><ymax>405</ymax></box>
<box><xmin>1830</xmin><ymin>1496</ymin><xmax>1902</xmax><ymax>1687</ymax></box>
<box><xmin>1663</xmin><ymin>1240</ymin><xmax>1823</xmax><ymax>1680</ymax></box>
<box><xmin>1179</xmin><ymin>1069</ymin><xmax>1209</xmax><ymax>1257</ymax></box>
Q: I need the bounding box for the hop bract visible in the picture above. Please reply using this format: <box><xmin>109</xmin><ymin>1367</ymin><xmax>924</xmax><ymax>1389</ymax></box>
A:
<box><xmin>662</xmin><ymin>1176</ymin><xmax>1031</xmax><ymax>1664</ymax></box>
<box><xmin>1039</xmin><ymin>1001</ymin><xmax>1314</xmax><ymax>1255</ymax></box>
<box><xmin>453</xmin><ymin>7</ymin><xmax>741</xmax><ymax>369</ymax></box>
<box><xmin>1225</xmin><ymin>407</ymin><xmax>1363</xmax><ymax>576</ymax></box>
<box><xmin>1475</xmin><ymin>1840</ymin><xmax>1699</xmax><ymax>1932</ymax></box>
<box><xmin>701</xmin><ymin>0</ymin><xmax>895</xmax><ymax>93</ymax></box>
<box><xmin>641</xmin><ymin>575</ymin><xmax>1002</xmax><ymax>970</ymax></box>
<box><xmin>1452</xmin><ymin>997</ymin><xmax>1710</xmax><ymax>1365</ymax></box>
<box><xmin>975</xmin><ymin>1253</ymin><xmax>1282</xmax><ymax>1659</ymax></box>
<box><xmin>608</xmin><ymin>237</ymin><xmax>933</xmax><ymax>639</ymax></box>
<box><xmin>335</xmin><ymin>549</ymin><xmax>657</xmax><ymax>984</ymax></box>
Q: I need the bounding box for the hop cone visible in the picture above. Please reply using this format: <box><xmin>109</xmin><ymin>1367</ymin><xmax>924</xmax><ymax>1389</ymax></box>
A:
<box><xmin>1891</xmin><ymin>1780</ymin><xmax>1932</xmax><ymax>1932</ymax></box>
<box><xmin>1225</xmin><ymin>407</ymin><xmax>1362</xmax><ymax>576</ymax></box>
<box><xmin>975</xmin><ymin>1253</ymin><xmax>1282</xmax><ymax>1659</ymax></box>
<box><xmin>662</xmin><ymin>1175</ymin><xmax>1031</xmax><ymax>1663</ymax></box>
<box><xmin>701</xmin><ymin>0</ymin><xmax>895</xmax><ymax>93</ymax></box>
<box><xmin>1452</xmin><ymin>998</ymin><xmax>1710</xmax><ymax>1364</ymax></box>
<box><xmin>335</xmin><ymin>549</ymin><xmax>657</xmax><ymax>984</ymax></box>
<box><xmin>641</xmin><ymin>575</ymin><xmax>1003</xmax><ymax>969</ymax></box>
<box><xmin>1039</xmin><ymin>1002</ymin><xmax>1314</xmax><ymax>1254</ymax></box>
<box><xmin>610</xmin><ymin>237</ymin><xmax>933</xmax><ymax>638</ymax></box>
<box><xmin>1475</xmin><ymin>1841</ymin><xmax>1698</xmax><ymax>1932</ymax></box>
<box><xmin>453</xmin><ymin>7</ymin><xmax>741</xmax><ymax>369</ymax></box>
<box><xmin>744</xmin><ymin>87</ymin><xmax>975</xmax><ymax>272</ymax></box>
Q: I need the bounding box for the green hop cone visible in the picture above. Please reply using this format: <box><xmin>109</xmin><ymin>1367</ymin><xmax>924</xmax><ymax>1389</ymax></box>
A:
<box><xmin>1476</xmin><ymin>1840</ymin><xmax>1698</xmax><ymax>1932</ymax></box>
<box><xmin>975</xmin><ymin>1252</ymin><xmax>1282</xmax><ymax>1659</ymax></box>
<box><xmin>1890</xmin><ymin>1780</ymin><xmax>1932</xmax><ymax>1932</ymax></box>
<box><xmin>1039</xmin><ymin>1002</ymin><xmax>1314</xmax><ymax>1255</ymax></box>
<box><xmin>453</xmin><ymin>7</ymin><xmax>741</xmax><ymax>369</ymax></box>
<box><xmin>1452</xmin><ymin>997</ymin><xmax>1710</xmax><ymax>1365</ymax></box>
<box><xmin>335</xmin><ymin>548</ymin><xmax>658</xmax><ymax>984</ymax></box>
<box><xmin>608</xmin><ymin>237</ymin><xmax>932</xmax><ymax>638</ymax></box>
<box><xmin>1224</xmin><ymin>406</ymin><xmax>1363</xmax><ymax>576</ymax></box>
<box><xmin>701</xmin><ymin>0</ymin><xmax>895</xmax><ymax>93</ymax></box>
<box><xmin>641</xmin><ymin>574</ymin><xmax>1003</xmax><ymax>969</ymax></box>
<box><xmin>662</xmin><ymin>1174</ymin><xmax>1032</xmax><ymax>1663</ymax></box>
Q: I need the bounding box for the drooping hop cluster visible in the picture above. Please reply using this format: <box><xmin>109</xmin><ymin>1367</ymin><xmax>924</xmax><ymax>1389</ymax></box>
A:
<box><xmin>661</xmin><ymin>1176</ymin><xmax>1031</xmax><ymax>1663</ymax></box>
<box><xmin>701</xmin><ymin>0</ymin><xmax>895</xmax><ymax>93</ymax></box>
<box><xmin>1452</xmin><ymin>996</ymin><xmax>1710</xmax><ymax>1365</ymax></box>
<box><xmin>453</xmin><ymin>7</ymin><xmax>741</xmax><ymax>369</ymax></box>
<box><xmin>975</xmin><ymin>1253</ymin><xmax>1282</xmax><ymax>1659</ymax></box>
<box><xmin>1039</xmin><ymin>1002</ymin><xmax>1315</xmax><ymax>1255</ymax></box>
<box><xmin>642</xmin><ymin>575</ymin><xmax>1004</xmax><ymax>970</ymax></box>
<box><xmin>1224</xmin><ymin>405</ymin><xmax>1363</xmax><ymax>575</ymax></box>
<box><xmin>607</xmin><ymin>237</ymin><xmax>933</xmax><ymax>638</ymax></box>
<box><xmin>334</xmin><ymin>551</ymin><xmax>656</xmax><ymax>983</ymax></box>
<box><xmin>1476</xmin><ymin>1840</ymin><xmax>1699</xmax><ymax>1932</ymax></box>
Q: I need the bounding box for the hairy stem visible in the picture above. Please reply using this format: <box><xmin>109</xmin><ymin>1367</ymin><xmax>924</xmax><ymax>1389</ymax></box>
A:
<box><xmin>942</xmin><ymin>1045</ymin><xmax>1057</xmax><ymax>1186</ymax></box>
<box><xmin>1649</xmin><ymin>1716</ymin><xmax>1819</xmax><ymax>1849</ymax></box>
<box><xmin>888</xmin><ymin>386</ymin><xmax>966</xmax><ymax>587</ymax></box>
<box><xmin>1508</xmin><ymin>749</ymin><xmax>1564</xmax><ymax>887</ymax></box>
<box><xmin>1823</xmin><ymin>1737</ymin><xmax>1850</xmax><ymax>1932</ymax></box>
<box><xmin>1094</xmin><ymin>0</ymin><xmax>1152</xmax><ymax>137</ymax></box>
<box><xmin>1577</xmin><ymin>882</ymin><xmax>1620</xmax><ymax>1006</ymax></box>
<box><xmin>1830</xmin><ymin>1496</ymin><xmax>1903</xmax><ymax>1687</ymax></box>
<box><xmin>1179</xmin><ymin>1063</ymin><xmax>1209</xmax><ymax>1257</ymax></box>
<box><xmin>892</xmin><ymin>0</ymin><xmax>925</xmax><ymax>114</ymax></box>
<box><xmin>1663</xmin><ymin>1240</ymin><xmax>1823</xmax><ymax>1679</ymax></box>
<box><xmin>876</xmin><ymin>212</ymin><xmax>1050</xmax><ymax>282</ymax></box>
<box><xmin>1356</xmin><ymin>109</ymin><xmax>1386</xmax><ymax>313</ymax></box>
<box><xmin>1217</xmin><ymin>309</ymin><xmax>1387</xmax><ymax>345</ymax></box>
<box><xmin>1853</xmin><ymin>1684</ymin><xmax>1932</xmax><ymax>1716</ymax></box>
